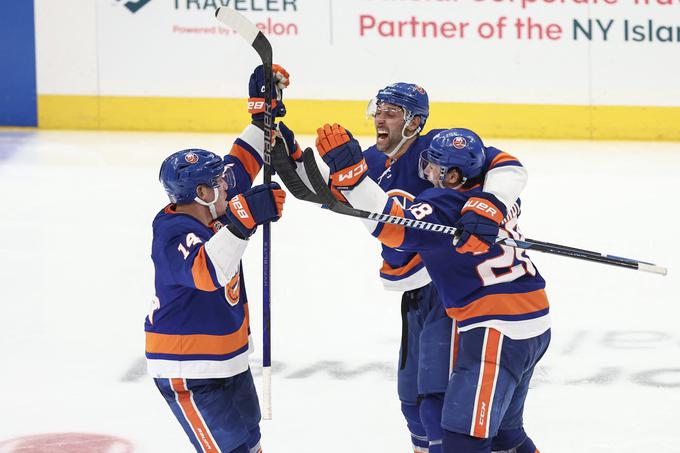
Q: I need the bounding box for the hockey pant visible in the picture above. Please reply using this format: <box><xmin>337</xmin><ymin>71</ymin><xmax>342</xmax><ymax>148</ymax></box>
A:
<box><xmin>154</xmin><ymin>369</ymin><xmax>262</xmax><ymax>453</ymax></box>
<box><xmin>441</xmin><ymin>327</ymin><xmax>551</xmax><ymax>452</ymax></box>
<box><xmin>398</xmin><ymin>283</ymin><xmax>454</xmax><ymax>452</ymax></box>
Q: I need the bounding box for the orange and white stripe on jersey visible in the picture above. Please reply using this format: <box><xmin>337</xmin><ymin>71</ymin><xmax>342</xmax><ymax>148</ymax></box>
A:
<box><xmin>470</xmin><ymin>328</ymin><xmax>503</xmax><ymax>439</ymax></box>
<box><xmin>380</xmin><ymin>254</ymin><xmax>423</xmax><ymax>278</ymax></box>
<box><xmin>229</xmin><ymin>143</ymin><xmax>261</xmax><ymax>184</ymax></box>
<box><xmin>146</xmin><ymin>313</ymin><xmax>249</xmax><ymax>356</ymax></box>
<box><xmin>489</xmin><ymin>151</ymin><xmax>519</xmax><ymax>169</ymax></box>
<box><xmin>445</xmin><ymin>290</ymin><xmax>548</xmax><ymax>323</ymax></box>
<box><xmin>170</xmin><ymin>378</ymin><xmax>221</xmax><ymax>452</ymax></box>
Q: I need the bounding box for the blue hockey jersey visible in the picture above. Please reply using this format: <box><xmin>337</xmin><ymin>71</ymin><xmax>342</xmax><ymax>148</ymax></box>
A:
<box><xmin>364</xmin><ymin>186</ymin><xmax>550</xmax><ymax>340</ymax></box>
<box><xmin>363</xmin><ymin>130</ymin><xmax>526</xmax><ymax>292</ymax></box>
<box><xmin>145</xmin><ymin>124</ymin><xmax>265</xmax><ymax>378</ymax></box>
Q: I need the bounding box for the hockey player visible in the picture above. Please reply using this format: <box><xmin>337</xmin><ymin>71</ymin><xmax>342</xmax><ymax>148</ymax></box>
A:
<box><xmin>145</xmin><ymin>64</ymin><xmax>289</xmax><ymax>453</ymax></box>
<box><xmin>268</xmin><ymin>82</ymin><xmax>529</xmax><ymax>452</ymax></box>
<box><xmin>315</xmin><ymin>124</ymin><xmax>549</xmax><ymax>453</ymax></box>
<box><xmin>359</xmin><ymin>83</ymin><xmax>529</xmax><ymax>453</ymax></box>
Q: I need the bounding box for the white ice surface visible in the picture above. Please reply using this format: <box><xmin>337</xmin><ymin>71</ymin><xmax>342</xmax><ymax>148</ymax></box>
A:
<box><xmin>0</xmin><ymin>130</ymin><xmax>679</xmax><ymax>452</ymax></box>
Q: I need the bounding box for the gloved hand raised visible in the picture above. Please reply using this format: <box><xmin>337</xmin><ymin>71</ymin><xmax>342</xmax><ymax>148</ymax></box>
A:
<box><xmin>275</xmin><ymin>121</ymin><xmax>302</xmax><ymax>162</ymax></box>
<box><xmin>248</xmin><ymin>64</ymin><xmax>289</xmax><ymax>122</ymax></box>
<box><xmin>454</xmin><ymin>192</ymin><xmax>506</xmax><ymax>254</ymax></box>
<box><xmin>226</xmin><ymin>182</ymin><xmax>286</xmax><ymax>238</ymax></box>
<box><xmin>315</xmin><ymin>123</ymin><xmax>368</xmax><ymax>190</ymax></box>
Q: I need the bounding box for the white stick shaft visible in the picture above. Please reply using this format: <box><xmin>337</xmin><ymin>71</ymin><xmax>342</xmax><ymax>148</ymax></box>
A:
<box><xmin>262</xmin><ymin>366</ymin><xmax>272</xmax><ymax>420</ymax></box>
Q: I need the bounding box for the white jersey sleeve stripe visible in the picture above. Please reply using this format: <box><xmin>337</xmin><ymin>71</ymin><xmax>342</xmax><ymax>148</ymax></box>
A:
<box><xmin>204</xmin><ymin>227</ymin><xmax>248</xmax><ymax>287</ymax></box>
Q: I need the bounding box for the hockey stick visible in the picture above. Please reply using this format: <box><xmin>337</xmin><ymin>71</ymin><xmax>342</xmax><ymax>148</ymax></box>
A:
<box><xmin>300</xmin><ymin>148</ymin><xmax>667</xmax><ymax>276</ymax></box>
<box><xmin>271</xmin><ymin>140</ymin><xmax>323</xmax><ymax>203</ymax></box>
<box><xmin>215</xmin><ymin>7</ymin><xmax>274</xmax><ymax>419</ymax></box>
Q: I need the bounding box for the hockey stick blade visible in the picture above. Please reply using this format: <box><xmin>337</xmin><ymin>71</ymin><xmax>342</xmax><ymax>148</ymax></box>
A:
<box><xmin>301</xmin><ymin>149</ymin><xmax>667</xmax><ymax>275</ymax></box>
<box><xmin>271</xmin><ymin>145</ymin><xmax>323</xmax><ymax>203</ymax></box>
<box><xmin>215</xmin><ymin>7</ymin><xmax>272</xmax><ymax>64</ymax></box>
<box><xmin>215</xmin><ymin>6</ymin><xmax>272</xmax><ymax>169</ymax></box>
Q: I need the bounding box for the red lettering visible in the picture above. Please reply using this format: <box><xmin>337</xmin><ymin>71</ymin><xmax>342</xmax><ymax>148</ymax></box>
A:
<box><xmin>360</xmin><ymin>14</ymin><xmax>375</xmax><ymax>36</ymax></box>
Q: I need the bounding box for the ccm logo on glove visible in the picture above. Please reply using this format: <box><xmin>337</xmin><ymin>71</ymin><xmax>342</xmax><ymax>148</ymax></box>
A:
<box><xmin>462</xmin><ymin>198</ymin><xmax>504</xmax><ymax>223</ymax></box>
<box><xmin>334</xmin><ymin>160</ymin><xmax>368</xmax><ymax>186</ymax></box>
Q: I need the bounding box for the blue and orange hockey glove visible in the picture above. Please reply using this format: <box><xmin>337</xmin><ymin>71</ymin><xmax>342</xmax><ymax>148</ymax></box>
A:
<box><xmin>226</xmin><ymin>182</ymin><xmax>286</xmax><ymax>238</ymax></box>
<box><xmin>275</xmin><ymin>121</ymin><xmax>303</xmax><ymax>162</ymax></box>
<box><xmin>248</xmin><ymin>64</ymin><xmax>289</xmax><ymax>121</ymax></box>
<box><xmin>454</xmin><ymin>192</ymin><xmax>506</xmax><ymax>254</ymax></box>
<box><xmin>315</xmin><ymin>123</ymin><xmax>368</xmax><ymax>192</ymax></box>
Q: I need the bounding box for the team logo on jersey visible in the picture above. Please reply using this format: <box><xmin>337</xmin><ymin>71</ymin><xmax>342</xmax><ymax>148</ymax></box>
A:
<box><xmin>415</xmin><ymin>85</ymin><xmax>426</xmax><ymax>95</ymax></box>
<box><xmin>211</xmin><ymin>220</ymin><xmax>224</xmax><ymax>233</ymax></box>
<box><xmin>184</xmin><ymin>152</ymin><xmax>199</xmax><ymax>164</ymax></box>
<box><xmin>387</xmin><ymin>189</ymin><xmax>416</xmax><ymax>209</ymax></box>
<box><xmin>225</xmin><ymin>274</ymin><xmax>240</xmax><ymax>306</ymax></box>
<box><xmin>452</xmin><ymin>136</ymin><xmax>467</xmax><ymax>149</ymax></box>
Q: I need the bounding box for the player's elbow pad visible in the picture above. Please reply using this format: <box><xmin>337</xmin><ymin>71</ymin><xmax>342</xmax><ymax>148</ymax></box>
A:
<box><xmin>204</xmin><ymin>227</ymin><xmax>249</xmax><ymax>287</ymax></box>
<box><xmin>484</xmin><ymin>165</ymin><xmax>528</xmax><ymax>211</ymax></box>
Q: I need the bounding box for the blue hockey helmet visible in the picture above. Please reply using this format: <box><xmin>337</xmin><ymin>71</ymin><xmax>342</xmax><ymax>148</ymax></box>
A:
<box><xmin>370</xmin><ymin>82</ymin><xmax>429</xmax><ymax>128</ymax></box>
<box><xmin>418</xmin><ymin>128</ymin><xmax>486</xmax><ymax>186</ymax></box>
<box><xmin>159</xmin><ymin>149</ymin><xmax>227</xmax><ymax>204</ymax></box>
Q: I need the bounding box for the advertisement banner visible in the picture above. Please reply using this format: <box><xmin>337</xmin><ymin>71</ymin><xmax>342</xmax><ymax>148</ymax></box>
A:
<box><xmin>33</xmin><ymin>0</ymin><xmax>680</xmax><ymax>138</ymax></box>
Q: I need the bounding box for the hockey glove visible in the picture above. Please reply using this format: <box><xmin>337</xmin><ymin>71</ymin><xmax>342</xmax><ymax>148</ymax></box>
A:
<box><xmin>454</xmin><ymin>192</ymin><xmax>506</xmax><ymax>254</ymax></box>
<box><xmin>275</xmin><ymin>121</ymin><xmax>303</xmax><ymax>162</ymax></box>
<box><xmin>226</xmin><ymin>182</ymin><xmax>286</xmax><ymax>238</ymax></box>
<box><xmin>315</xmin><ymin>123</ymin><xmax>368</xmax><ymax>191</ymax></box>
<box><xmin>248</xmin><ymin>64</ymin><xmax>289</xmax><ymax>121</ymax></box>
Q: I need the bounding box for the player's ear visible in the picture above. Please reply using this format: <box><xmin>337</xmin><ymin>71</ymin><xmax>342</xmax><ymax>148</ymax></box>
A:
<box><xmin>445</xmin><ymin>168</ymin><xmax>462</xmax><ymax>186</ymax></box>
<box><xmin>406</xmin><ymin>115</ymin><xmax>421</xmax><ymax>135</ymax></box>
<box><xmin>195</xmin><ymin>184</ymin><xmax>210</xmax><ymax>202</ymax></box>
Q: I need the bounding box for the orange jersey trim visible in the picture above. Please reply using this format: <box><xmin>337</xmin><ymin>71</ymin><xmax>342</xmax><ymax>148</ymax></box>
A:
<box><xmin>472</xmin><ymin>329</ymin><xmax>502</xmax><ymax>438</ymax></box>
<box><xmin>380</xmin><ymin>253</ymin><xmax>423</xmax><ymax>277</ymax></box>
<box><xmin>146</xmin><ymin>314</ymin><xmax>249</xmax><ymax>356</ymax></box>
<box><xmin>377</xmin><ymin>202</ymin><xmax>406</xmax><ymax>248</ymax></box>
<box><xmin>191</xmin><ymin>247</ymin><xmax>217</xmax><ymax>292</ymax></box>
<box><xmin>445</xmin><ymin>289</ymin><xmax>549</xmax><ymax>321</ymax></box>
<box><xmin>170</xmin><ymin>378</ymin><xmax>219</xmax><ymax>451</ymax></box>
<box><xmin>489</xmin><ymin>152</ymin><xmax>519</xmax><ymax>168</ymax></box>
<box><xmin>229</xmin><ymin>143</ymin><xmax>261</xmax><ymax>183</ymax></box>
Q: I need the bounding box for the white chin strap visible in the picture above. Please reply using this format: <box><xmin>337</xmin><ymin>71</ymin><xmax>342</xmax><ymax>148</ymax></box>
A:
<box><xmin>194</xmin><ymin>188</ymin><xmax>220</xmax><ymax>220</ymax></box>
<box><xmin>385</xmin><ymin>115</ymin><xmax>421</xmax><ymax>159</ymax></box>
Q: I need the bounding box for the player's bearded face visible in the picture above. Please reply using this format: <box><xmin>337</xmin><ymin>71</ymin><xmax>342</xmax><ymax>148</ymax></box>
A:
<box><xmin>374</xmin><ymin>102</ymin><xmax>405</xmax><ymax>153</ymax></box>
